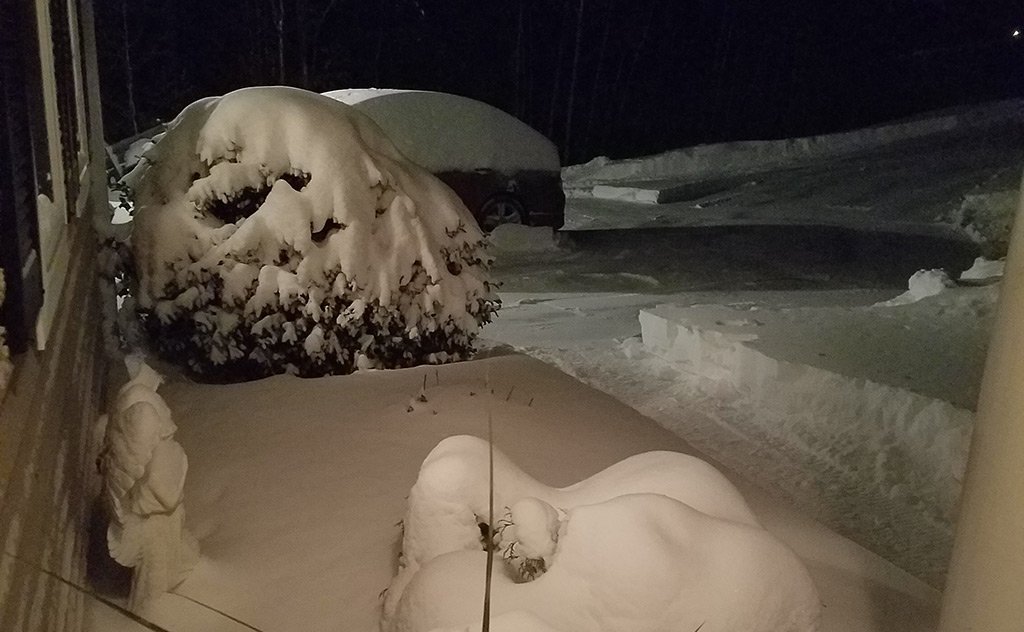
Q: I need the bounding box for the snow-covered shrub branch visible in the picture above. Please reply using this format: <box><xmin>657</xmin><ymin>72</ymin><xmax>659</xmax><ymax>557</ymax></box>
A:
<box><xmin>126</xmin><ymin>87</ymin><xmax>498</xmax><ymax>380</ymax></box>
<box><xmin>0</xmin><ymin>269</ymin><xmax>11</xmax><ymax>400</ymax></box>
<box><xmin>97</xmin><ymin>358</ymin><xmax>198</xmax><ymax>612</ymax></box>
<box><xmin>383</xmin><ymin>435</ymin><xmax>821</xmax><ymax>632</ymax></box>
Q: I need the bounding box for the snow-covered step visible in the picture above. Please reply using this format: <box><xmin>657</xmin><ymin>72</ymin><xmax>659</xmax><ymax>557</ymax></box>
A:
<box><xmin>639</xmin><ymin>285</ymin><xmax>997</xmax><ymax>521</ymax></box>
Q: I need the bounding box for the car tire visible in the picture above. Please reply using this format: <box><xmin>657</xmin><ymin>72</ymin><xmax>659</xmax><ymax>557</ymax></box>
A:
<box><xmin>479</xmin><ymin>194</ymin><xmax>525</xmax><ymax>231</ymax></box>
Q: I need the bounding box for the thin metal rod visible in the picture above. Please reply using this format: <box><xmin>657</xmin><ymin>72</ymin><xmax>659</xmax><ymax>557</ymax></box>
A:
<box><xmin>482</xmin><ymin>408</ymin><xmax>494</xmax><ymax>632</ymax></box>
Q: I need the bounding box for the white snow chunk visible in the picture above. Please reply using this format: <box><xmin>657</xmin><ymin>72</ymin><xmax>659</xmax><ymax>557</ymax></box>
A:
<box><xmin>877</xmin><ymin>269</ymin><xmax>956</xmax><ymax>307</ymax></box>
<box><xmin>503</xmin><ymin>497</ymin><xmax>560</xmax><ymax>564</ymax></box>
<box><xmin>960</xmin><ymin>256</ymin><xmax>1005</xmax><ymax>282</ymax></box>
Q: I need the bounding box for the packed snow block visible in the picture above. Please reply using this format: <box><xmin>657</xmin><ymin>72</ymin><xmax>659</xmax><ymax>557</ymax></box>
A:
<box><xmin>639</xmin><ymin>284</ymin><xmax>997</xmax><ymax>523</ymax></box>
<box><xmin>126</xmin><ymin>87</ymin><xmax>498</xmax><ymax>380</ymax></box>
<box><xmin>98</xmin><ymin>358</ymin><xmax>199</xmax><ymax>612</ymax></box>
<box><xmin>384</xmin><ymin>435</ymin><xmax>821</xmax><ymax>631</ymax></box>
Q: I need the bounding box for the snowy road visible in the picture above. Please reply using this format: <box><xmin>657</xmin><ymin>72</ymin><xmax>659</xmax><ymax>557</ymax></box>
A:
<box><xmin>492</xmin><ymin>225</ymin><xmax>979</xmax><ymax>295</ymax></box>
<box><xmin>565</xmin><ymin>120</ymin><xmax>1024</xmax><ymax>235</ymax></box>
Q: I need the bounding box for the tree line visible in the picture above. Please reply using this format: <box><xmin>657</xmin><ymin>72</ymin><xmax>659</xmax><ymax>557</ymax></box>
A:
<box><xmin>96</xmin><ymin>0</ymin><xmax>1024</xmax><ymax>164</ymax></box>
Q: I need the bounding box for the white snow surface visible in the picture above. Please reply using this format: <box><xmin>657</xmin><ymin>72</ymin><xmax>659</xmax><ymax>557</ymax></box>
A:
<box><xmin>324</xmin><ymin>89</ymin><xmax>560</xmax><ymax>174</ymax></box>
<box><xmin>875</xmin><ymin>269</ymin><xmax>956</xmax><ymax>306</ymax></box>
<box><xmin>385</xmin><ymin>437</ymin><xmax>819</xmax><ymax>632</ymax></box>
<box><xmin>88</xmin><ymin>355</ymin><xmax>940</xmax><ymax>632</ymax></box>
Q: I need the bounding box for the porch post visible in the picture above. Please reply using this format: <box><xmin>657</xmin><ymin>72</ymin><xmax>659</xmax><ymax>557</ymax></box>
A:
<box><xmin>938</xmin><ymin>172</ymin><xmax>1024</xmax><ymax>631</ymax></box>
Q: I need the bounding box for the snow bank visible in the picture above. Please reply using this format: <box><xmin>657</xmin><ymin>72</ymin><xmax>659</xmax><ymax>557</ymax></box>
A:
<box><xmin>639</xmin><ymin>278</ymin><xmax>998</xmax><ymax>536</ymax></box>
<box><xmin>385</xmin><ymin>436</ymin><xmax>819</xmax><ymax>632</ymax></box>
<box><xmin>324</xmin><ymin>89</ymin><xmax>560</xmax><ymax>174</ymax></box>
<box><xmin>0</xmin><ymin>269</ymin><xmax>11</xmax><ymax>401</ymax></box>
<box><xmin>565</xmin><ymin>99</ymin><xmax>1024</xmax><ymax>190</ymax></box>
<box><xmin>97</xmin><ymin>358</ymin><xmax>198</xmax><ymax>612</ymax></box>
<box><xmin>126</xmin><ymin>87</ymin><xmax>498</xmax><ymax>379</ymax></box>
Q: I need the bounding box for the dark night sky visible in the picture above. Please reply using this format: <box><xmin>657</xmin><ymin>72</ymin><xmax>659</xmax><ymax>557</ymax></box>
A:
<box><xmin>96</xmin><ymin>0</ymin><xmax>1024</xmax><ymax>164</ymax></box>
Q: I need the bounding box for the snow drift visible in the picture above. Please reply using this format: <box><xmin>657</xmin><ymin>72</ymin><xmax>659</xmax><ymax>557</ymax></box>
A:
<box><xmin>384</xmin><ymin>435</ymin><xmax>820</xmax><ymax>632</ymax></box>
<box><xmin>126</xmin><ymin>86</ymin><xmax>498</xmax><ymax>379</ymax></box>
<box><xmin>97</xmin><ymin>358</ymin><xmax>198</xmax><ymax>612</ymax></box>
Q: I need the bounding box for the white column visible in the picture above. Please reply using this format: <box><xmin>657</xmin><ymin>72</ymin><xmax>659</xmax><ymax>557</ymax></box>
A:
<box><xmin>938</xmin><ymin>172</ymin><xmax>1024</xmax><ymax>631</ymax></box>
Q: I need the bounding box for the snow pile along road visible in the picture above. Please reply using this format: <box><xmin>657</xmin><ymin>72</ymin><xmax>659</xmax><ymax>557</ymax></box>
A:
<box><xmin>565</xmin><ymin>99</ymin><xmax>1024</xmax><ymax>190</ymax></box>
<box><xmin>639</xmin><ymin>269</ymin><xmax>1000</xmax><ymax>583</ymax></box>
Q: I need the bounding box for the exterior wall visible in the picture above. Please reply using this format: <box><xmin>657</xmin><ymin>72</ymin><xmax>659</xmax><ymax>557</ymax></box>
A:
<box><xmin>0</xmin><ymin>221</ymin><xmax>106</xmax><ymax>631</ymax></box>
<box><xmin>0</xmin><ymin>0</ymin><xmax>110</xmax><ymax>630</ymax></box>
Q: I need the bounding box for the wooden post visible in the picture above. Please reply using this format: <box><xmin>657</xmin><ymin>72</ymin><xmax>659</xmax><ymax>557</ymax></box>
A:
<box><xmin>938</xmin><ymin>171</ymin><xmax>1024</xmax><ymax>631</ymax></box>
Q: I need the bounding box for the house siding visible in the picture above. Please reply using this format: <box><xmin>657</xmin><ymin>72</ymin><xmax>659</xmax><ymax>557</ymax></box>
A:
<box><xmin>0</xmin><ymin>221</ymin><xmax>106</xmax><ymax>632</ymax></box>
<box><xmin>0</xmin><ymin>0</ymin><xmax>111</xmax><ymax>629</ymax></box>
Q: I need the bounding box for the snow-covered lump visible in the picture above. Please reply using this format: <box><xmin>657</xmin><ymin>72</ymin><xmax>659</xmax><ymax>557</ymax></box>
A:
<box><xmin>383</xmin><ymin>436</ymin><xmax>819</xmax><ymax>631</ymax></box>
<box><xmin>126</xmin><ymin>86</ymin><xmax>498</xmax><ymax>379</ymax></box>
<box><xmin>390</xmin><ymin>495</ymin><xmax>821</xmax><ymax>632</ymax></box>
<box><xmin>98</xmin><ymin>358</ymin><xmax>198</xmax><ymax>612</ymax></box>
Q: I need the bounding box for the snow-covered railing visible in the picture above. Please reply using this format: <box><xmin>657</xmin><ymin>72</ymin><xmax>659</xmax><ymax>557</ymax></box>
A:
<box><xmin>97</xmin><ymin>357</ymin><xmax>198</xmax><ymax>612</ymax></box>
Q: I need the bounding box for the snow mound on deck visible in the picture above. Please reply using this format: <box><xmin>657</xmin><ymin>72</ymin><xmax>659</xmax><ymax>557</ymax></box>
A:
<box><xmin>385</xmin><ymin>436</ymin><xmax>819</xmax><ymax>632</ymax></box>
<box><xmin>127</xmin><ymin>87</ymin><xmax>498</xmax><ymax>379</ymax></box>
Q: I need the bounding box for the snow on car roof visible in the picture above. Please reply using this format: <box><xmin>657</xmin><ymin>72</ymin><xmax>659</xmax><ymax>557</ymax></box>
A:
<box><xmin>323</xmin><ymin>88</ymin><xmax>560</xmax><ymax>174</ymax></box>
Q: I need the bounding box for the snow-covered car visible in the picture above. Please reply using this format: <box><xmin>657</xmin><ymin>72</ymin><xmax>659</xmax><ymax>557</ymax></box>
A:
<box><xmin>323</xmin><ymin>89</ymin><xmax>565</xmax><ymax>231</ymax></box>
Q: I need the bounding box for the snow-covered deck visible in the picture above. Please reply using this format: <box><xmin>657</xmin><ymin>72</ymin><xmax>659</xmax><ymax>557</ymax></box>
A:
<box><xmin>89</xmin><ymin>354</ymin><xmax>938</xmax><ymax>632</ymax></box>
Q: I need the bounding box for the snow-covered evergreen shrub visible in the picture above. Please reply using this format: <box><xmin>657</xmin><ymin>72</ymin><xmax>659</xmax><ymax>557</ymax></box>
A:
<box><xmin>126</xmin><ymin>87</ymin><xmax>498</xmax><ymax>380</ymax></box>
<box><xmin>0</xmin><ymin>269</ymin><xmax>11</xmax><ymax>399</ymax></box>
